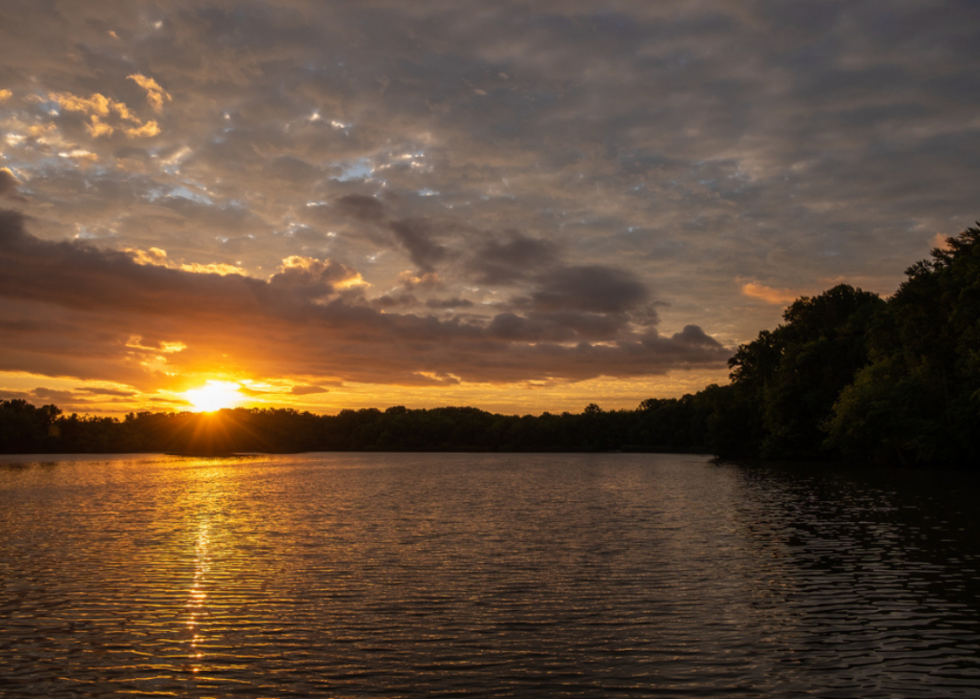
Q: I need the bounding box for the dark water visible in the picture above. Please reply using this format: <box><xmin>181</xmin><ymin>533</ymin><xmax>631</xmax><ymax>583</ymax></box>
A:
<box><xmin>1</xmin><ymin>453</ymin><xmax>979</xmax><ymax>698</ymax></box>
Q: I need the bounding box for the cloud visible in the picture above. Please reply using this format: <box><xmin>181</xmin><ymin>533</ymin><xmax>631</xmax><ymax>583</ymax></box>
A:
<box><xmin>32</xmin><ymin>387</ymin><xmax>82</xmax><ymax>403</ymax></box>
<box><xmin>335</xmin><ymin>194</ymin><xmax>386</xmax><ymax>221</ymax></box>
<box><xmin>373</xmin><ymin>292</ymin><xmax>418</xmax><ymax>309</ymax></box>
<box><xmin>49</xmin><ymin>91</ymin><xmax>135</xmax><ymax>121</ymax></box>
<box><xmin>47</xmin><ymin>89</ymin><xmax>160</xmax><ymax>139</ymax></box>
<box><xmin>467</xmin><ymin>232</ymin><xmax>560</xmax><ymax>285</ymax></box>
<box><xmin>0</xmin><ymin>168</ymin><xmax>22</xmax><ymax>198</ymax></box>
<box><xmin>127</xmin><ymin>74</ymin><xmax>171</xmax><ymax>112</ymax></box>
<box><xmin>741</xmin><ymin>282</ymin><xmax>808</xmax><ymax>306</ymax></box>
<box><xmin>389</xmin><ymin>217</ymin><xmax>449</xmax><ymax>272</ymax></box>
<box><xmin>486</xmin><ymin>310</ymin><xmax>624</xmax><ymax>343</ymax></box>
<box><xmin>529</xmin><ymin>265</ymin><xmax>649</xmax><ymax>314</ymax></box>
<box><xmin>932</xmin><ymin>232</ymin><xmax>954</xmax><ymax>251</ymax></box>
<box><xmin>124</xmin><ymin>121</ymin><xmax>161</xmax><ymax>138</ymax></box>
<box><xmin>425</xmin><ymin>297</ymin><xmax>473</xmax><ymax>309</ymax></box>
<box><xmin>77</xmin><ymin>387</ymin><xmax>137</xmax><ymax>397</ymax></box>
<box><xmin>271</xmin><ymin>255</ymin><xmax>366</xmax><ymax>294</ymax></box>
<box><xmin>3</xmin><ymin>1</ymin><xmax>975</xmax><ymax>409</ymax></box>
<box><xmin>400</xmin><ymin>272</ymin><xmax>442</xmax><ymax>290</ymax></box>
<box><xmin>290</xmin><ymin>384</ymin><xmax>329</xmax><ymax>395</ymax></box>
<box><xmin>129</xmin><ymin>247</ymin><xmax>246</xmax><ymax>276</ymax></box>
<box><xmin>264</xmin><ymin>156</ymin><xmax>320</xmax><ymax>183</ymax></box>
<box><xmin>670</xmin><ymin>325</ymin><xmax>725</xmax><ymax>348</ymax></box>
<box><xmin>0</xmin><ymin>209</ymin><xmax>731</xmax><ymax>388</ymax></box>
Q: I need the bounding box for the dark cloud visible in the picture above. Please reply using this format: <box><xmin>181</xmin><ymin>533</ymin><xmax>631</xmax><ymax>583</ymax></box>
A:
<box><xmin>400</xmin><ymin>272</ymin><xmax>442</xmax><ymax>291</ymax></box>
<box><xmin>263</xmin><ymin>156</ymin><xmax>320</xmax><ymax>183</ymax></box>
<box><xmin>529</xmin><ymin>265</ymin><xmax>649</xmax><ymax>314</ymax></box>
<box><xmin>291</xmin><ymin>384</ymin><xmax>329</xmax><ymax>395</ymax></box>
<box><xmin>527</xmin><ymin>310</ymin><xmax>628</xmax><ymax>341</ymax></box>
<box><xmin>468</xmin><ymin>232</ymin><xmax>560</xmax><ymax>285</ymax></box>
<box><xmin>487</xmin><ymin>313</ymin><xmax>543</xmax><ymax>342</ymax></box>
<box><xmin>425</xmin><ymin>297</ymin><xmax>473</xmax><ymax>309</ymax></box>
<box><xmin>669</xmin><ymin>325</ymin><xmax>725</xmax><ymax>348</ymax></box>
<box><xmin>0</xmin><ymin>169</ymin><xmax>24</xmax><ymax>200</ymax></box>
<box><xmin>0</xmin><ymin>210</ymin><xmax>730</xmax><ymax>387</ymax></box>
<box><xmin>32</xmin><ymin>388</ymin><xmax>82</xmax><ymax>403</ymax></box>
<box><xmin>77</xmin><ymin>387</ymin><xmax>137</xmax><ymax>397</ymax></box>
<box><xmin>335</xmin><ymin>194</ymin><xmax>386</xmax><ymax>221</ymax></box>
<box><xmin>486</xmin><ymin>310</ymin><xmax>623</xmax><ymax>343</ymax></box>
<box><xmin>0</xmin><ymin>210</ymin><xmax>264</xmax><ymax>318</ymax></box>
<box><xmin>268</xmin><ymin>256</ymin><xmax>362</xmax><ymax>300</ymax></box>
<box><xmin>389</xmin><ymin>218</ymin><xmax>449</xmax><ymax>273</ymax></box>
<box><xmin>372</xmin><ymin>292</ymin><xmax>418</xmax><ymax>309</ymax></box>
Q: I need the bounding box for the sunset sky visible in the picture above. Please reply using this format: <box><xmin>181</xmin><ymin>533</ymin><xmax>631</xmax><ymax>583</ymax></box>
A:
<box><xmin>1</xmin><ymin>1</ymin><xmax>978</xmax><ymax>416</ymax></box>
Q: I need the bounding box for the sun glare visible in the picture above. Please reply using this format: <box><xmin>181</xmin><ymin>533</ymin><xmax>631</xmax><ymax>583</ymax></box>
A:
<box><xmin>184</xmin><ymin>380</ymin><xmax>243</xmax><ymax>412</ymax></box>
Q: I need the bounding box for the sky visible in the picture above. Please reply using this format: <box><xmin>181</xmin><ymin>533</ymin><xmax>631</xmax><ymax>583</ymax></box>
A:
<box><xmin>1</xmin><ymin>0</ymin><xmax>979</xmax><ymax>416</ymax></box>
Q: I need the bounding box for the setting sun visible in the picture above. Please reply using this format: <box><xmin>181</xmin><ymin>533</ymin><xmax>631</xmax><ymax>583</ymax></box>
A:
<box><xmin>183</xmin><ymin>380</ymin><xmax>243</xmax><ymax>412</ymax></box>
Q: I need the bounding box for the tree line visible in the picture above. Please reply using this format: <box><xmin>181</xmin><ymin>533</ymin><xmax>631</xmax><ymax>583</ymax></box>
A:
<box><xmin>0</xmin><ymin>400</ymin><xmax>713</xmax><ymax>456</ymax></box>
<box><xmin>2</xmin><ymin>224</ymin><xmax>978</xmax><ymax>467</ymax></box>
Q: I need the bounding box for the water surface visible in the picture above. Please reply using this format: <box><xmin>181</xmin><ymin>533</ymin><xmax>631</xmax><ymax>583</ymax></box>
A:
<box><xmin>1</xmin><ymin>453</ymin><xmax>979</xmax><ymax>697</ymax></box>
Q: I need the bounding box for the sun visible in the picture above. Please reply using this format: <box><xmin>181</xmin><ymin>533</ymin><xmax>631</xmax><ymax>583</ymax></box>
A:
<box><xmin>183</xmin><ymin>380</ymin><xmax>243</xmax><ymax>412</ymax></box>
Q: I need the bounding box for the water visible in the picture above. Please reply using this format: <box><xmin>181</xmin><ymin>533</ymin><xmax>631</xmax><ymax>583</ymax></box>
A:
<box><xmin>1</xmin><ymin>453</ymin><xmax>979</xmax><ymax>697</ymax></box>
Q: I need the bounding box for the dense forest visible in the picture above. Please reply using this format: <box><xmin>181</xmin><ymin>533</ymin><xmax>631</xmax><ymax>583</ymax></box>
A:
<box><xmin>2</xmin><ymin>225</ymin><xmax>978</xmax><ymax>467</ymax></box>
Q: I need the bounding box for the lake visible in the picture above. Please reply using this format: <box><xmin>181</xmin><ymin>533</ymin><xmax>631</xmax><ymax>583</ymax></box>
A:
<box><xmin>1</xmin><ymin>452</ymin><xmax>979</xmax><ymax>697</ymax></box>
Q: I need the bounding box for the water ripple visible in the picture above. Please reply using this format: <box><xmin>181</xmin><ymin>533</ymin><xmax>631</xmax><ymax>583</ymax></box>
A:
<box><xmin>1</xmin><ymin>453</ymin><xmax>979</xmax><ymax>697</ymax></box>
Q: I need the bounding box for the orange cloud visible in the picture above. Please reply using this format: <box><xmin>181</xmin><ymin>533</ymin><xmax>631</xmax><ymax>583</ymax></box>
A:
<box><xmin>128</xmin><ymin>246</ymin><xmax>245</xmax><ymax>276</ymax></box>
<box><xmin>48</xmin><ymin>89</ymin><xmax>159</xmax><ymax>138</ymax></box>
<box><xmin>126</xmin><ymin>336</ymin><xmax>186</xmax><ymax>354</ymax></box>
<box><xmin>86</xmin><ymin>115</ymin><xmax>115</xmax><ymax>138</ymax></box>
<box><xmin>27</xmin><ymin>122</ymin><xmax>57</xmax><ymax>138</ymax></box>
<box><xmin>124</xmin><ymin>120</ymin><xmax>161</xmax><ymax>138</ymax></box>
<box><xmin>0</xmin><ymin>89</ymin><xmax>11</xmax><ymax>102</ymax></box>
<box><xmin>181</xmin><ymin>261</ymin><xmax>247</xmax><ymax>276</ymax></box>
<box><xmin>128</xmin><ymin>247</ymin><xmax>169</xmax><ymax>265</ymax></box>
<box><xmin>50</xmin><ymin>91</ymin><xmax>129</xmax><ymax>120</ymax></box>
<box><xmin>58</xmin><ymin>149</ymin><xmax>98</xmax><ymax>163</ymax></box>
<box><xmin>128</xmin><ymin>74</ymin><xmax>172</xmax><ymax>112</ymax></box>
<box><xmin>399</xmin><ymin>270</ymin><xmax>441</xmax><ymax>289</ymax></box>
<box><xmin>932</xmin><ymin>232</ymin><xmax>953</xmax><ymax>251</ymax></box>
<box><xmin>741</xmin><ymin>281</ymin><xmax>805</xmax><ymax>305</ymax></box>
<box><xmin>275</xmin><ymin>255</ymin><xmax>367</xmax><ymax>289</ymax></box>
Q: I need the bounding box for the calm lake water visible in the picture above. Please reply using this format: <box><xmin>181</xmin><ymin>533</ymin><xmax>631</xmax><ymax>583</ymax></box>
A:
<box><xmin>2</xmin><ymin>453</ymin><xmax>980</xmax><ymax>698</ymax></box>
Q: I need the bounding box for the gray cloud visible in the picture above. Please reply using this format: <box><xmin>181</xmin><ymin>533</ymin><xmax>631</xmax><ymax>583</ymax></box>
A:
<box><xmin>467</xmin><ymin>232</ymin><xmax>560</xmax><ymax>285</ymax></box>
<box><xmin>669</xmin><ymin>325</ymin><xmax>725</xmax><ymax>348</ymax></box>
<box><xmin>528</xmin><ymin>266</ymin><xmax>649</xmax><ymax>315</ymax></box>
<box><xmin>268</xmin><ymin>257</ymin><xmax>362</xmax><ymax>299</ymax></box>
<box><xmin>389</xmin><ymin>218</ymin><xmax>449</xmax><ymax>273</ymax></box>
<box><xmin>0</xmin><ymin>169</ymin><xmax>22</xmax><ymax>199</ymax></box>
<box><xmin>336</xmin><ymin>194</ymin><xmax>386</xmax><ymax>222</ymax></box>
<box><xmin>263</xmin><ymin>156</ymin><xmax>321</xmax><ymax>184</ymax></box>
<box><xmin>425</xmin><ymin>297</ymin><xmax>473</xmax><ymax>309</ymax></box>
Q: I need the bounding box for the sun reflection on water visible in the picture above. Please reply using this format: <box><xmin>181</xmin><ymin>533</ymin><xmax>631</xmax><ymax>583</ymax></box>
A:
<box><xmin>185</xmin><ymin>519</ymin><xmax>210</xmax><ymax>673</ymax></box>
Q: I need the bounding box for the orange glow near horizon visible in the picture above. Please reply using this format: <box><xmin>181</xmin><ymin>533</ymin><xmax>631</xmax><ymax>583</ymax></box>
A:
<box><xmin>0</xmin><ymin>367</ymin><xmax>735</xmax><ymax>418</ymax></box>
<box><xmin>183</xmin><ymin>380</ymin><xmax>244</xmax><ymax>412</ymax></box>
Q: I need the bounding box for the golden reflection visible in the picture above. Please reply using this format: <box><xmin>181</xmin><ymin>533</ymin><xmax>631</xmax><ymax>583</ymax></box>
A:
<box><xmin>186</xmin><ymin>519</ymin><xmax>210</xmax><ymax>673</ymax></box>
